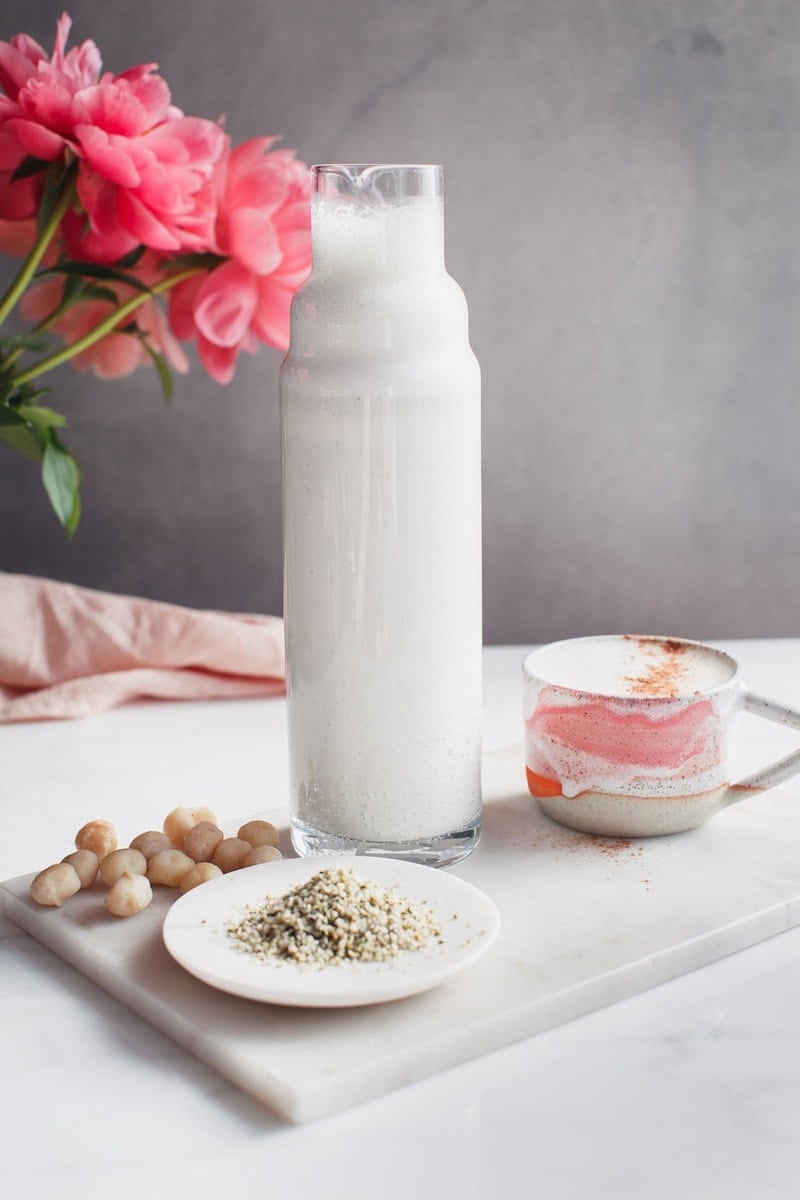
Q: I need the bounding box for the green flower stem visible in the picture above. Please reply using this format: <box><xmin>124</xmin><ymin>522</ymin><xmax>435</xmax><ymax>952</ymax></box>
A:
<box><xmin>0</xmin><ymin>295</ymin><xmax>82</xmax><ymax>372</ymax></box>
<box><xmin>32</xmin><ymin>298</ymin><xmax>76</xmax><ymax>336</ymax></box>
<box><xmin>2</xmin><ymin>345</ymin><xmax>24</xmax><ymax>370</ymax></box>
<box><xmin>12</xmin><ymin>266</ymin><xmax>203</xmax><ymax>386</ymax></box>
<box><xmin>0</xmin><ymin>170</ymin><xmax>77</xmax><ymax>331</ymax></box>
<box><xmin>1</xmin><ymin>280</ymin><xmax>116</xmax><ymax>373</ymax></box>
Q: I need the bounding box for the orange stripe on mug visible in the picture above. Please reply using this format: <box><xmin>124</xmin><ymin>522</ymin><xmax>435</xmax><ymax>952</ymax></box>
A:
<box><xmin>526</xmin><ymin>767</ymin><xmax>563</xmax><ymax>797</ymax></box>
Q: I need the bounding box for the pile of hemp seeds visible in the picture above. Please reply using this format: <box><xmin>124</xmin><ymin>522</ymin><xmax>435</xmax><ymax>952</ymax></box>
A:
<box><xmin>227</xmin><ymin>865</ymin><xmax>443</xmax><ymax>967</ymax></box>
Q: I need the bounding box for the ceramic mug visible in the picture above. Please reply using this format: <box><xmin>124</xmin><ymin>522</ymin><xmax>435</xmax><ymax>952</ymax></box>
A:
<box><xmin>522</xmin><ymin>634</ymin><xmax>800</xmax><ymax>837</ymax></box>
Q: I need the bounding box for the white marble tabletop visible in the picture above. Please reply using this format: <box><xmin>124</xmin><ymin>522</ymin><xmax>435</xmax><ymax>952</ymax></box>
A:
<box><xmin>2</xmin><ymin>642</ymin><xmax>800</xmax><ymax>1199</ymax></box>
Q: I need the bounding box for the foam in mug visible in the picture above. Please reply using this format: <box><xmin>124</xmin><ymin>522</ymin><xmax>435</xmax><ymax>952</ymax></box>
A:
<box><xmin>522</xmin><ymin>635</ymin><xmax>748</xmax><ymax>837</ymax></box>
<box><xmin>531</xmin><ymin>635</ymin><xmax>736</xmax><ymax>699</ymax></box>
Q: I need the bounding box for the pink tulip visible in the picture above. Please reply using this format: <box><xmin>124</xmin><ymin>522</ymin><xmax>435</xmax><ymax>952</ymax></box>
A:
<box><xmin>168</xmin><ymin>138</ymin><xmax>311</xmax><ymax>383</ymax></box>
<box><xmin>0</xmin><ymin>12</ymin><xmax>224</xmax><ymax>259</ymax></box>
<box><xmin>21</xmin><ymin>251</ymin><xmax>189</xmax><ymax>380</ymax></box>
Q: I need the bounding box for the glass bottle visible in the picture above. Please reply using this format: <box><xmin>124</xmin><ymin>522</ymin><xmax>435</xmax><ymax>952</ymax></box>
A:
<box><xmin>280</xmin><ymin>164</ymin><xmax>482</xmax><ymax>866</ymax></box>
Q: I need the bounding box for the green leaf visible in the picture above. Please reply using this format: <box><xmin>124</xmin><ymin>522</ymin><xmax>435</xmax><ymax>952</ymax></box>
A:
<box><xmin>0</xmin><ymin>382</ymin><xmax>50</xmax><ymax>406</ymax></box>
<box><xmin>82</xmin><ymin>284</ymin><xmax>119</xmax><ymax>305</ymax></box>
<box><xmin>60</xmin><ymin>273</ymin><xmax>86</xmax><ymax>305</ymax></box>
<box><xmin>141</xmin><ymin>341</ymin><xmax>174</xmax><ymax>401</ymax></box>
<box><xmin>37</xmin><ymin>261</ymin><xmax>151</xmax><ymax>293</ymax></box>
<box><xmin>12</xmin><ymin>384</ymin><xmax>50</xmax><ymax>405</ymax></box>
<box><xmin>66</xmin><ymin>481</ymin><xmax>81</xmax><ymax>535</ymax></box>
<box><xmin>0</xmin><ymin>332</ymin><xmax>53</xmax><ymax>358</ymax></box>
<box><xmin>119</xmin><ymin>324</ymin><xmax>175</xmax><ymax>402</ymax></box>
<box><xmin>0</xmin><ymin>404</ymin><xmax>26</xmax><ymax>426</ymax></box>
<box><xmin>170</xmin><ymin>251</ymin><xmax>224</xmax><ymax>271</ymax></box>
<box><xmin>0</xmin><ymin>423</ymin><xmax>43</xmax><ymax>461</ymax></box>
<box><xmin>18</xmin><ymin>404</ymin><xmax>67</xmax><ymax>429</ymax></box>
<box><xmin>114</xmin><ymin>246</ymin><xmax>146</xmax><ymax>270</ymax></box>
<box><xmin>11</xmin><ymin>155</ymin><xmax>50</xmax><ymax>182</ymax></box>
<box><xmin>36</xmin><ymin>161</ymin><xmax>74</xmax><ymax>236</ymax></box>
<box><xmin>42</xmin><ymin>433</ymin><xmax>81</xmax><ymax>536</ymax></box>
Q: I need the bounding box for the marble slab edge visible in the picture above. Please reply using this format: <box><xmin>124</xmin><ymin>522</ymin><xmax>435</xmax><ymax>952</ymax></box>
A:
<box><xmin>2</xmin><ymin>874</ymin><xmax>798</xmax><ymax>1124</ymax></box>
<box><xmin>0</xmin><ymin>878</ymin><xmax>298</xmax><ymax>1120</ymax></box>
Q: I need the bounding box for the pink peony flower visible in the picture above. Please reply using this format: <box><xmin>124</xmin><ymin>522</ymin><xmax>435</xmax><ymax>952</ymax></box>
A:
<box><xmin>0</xmin><ymin>216</ymin><xmax>36</xmax><ymax>255</ymax></box>
<box><xmin>0</xmin><ymin>12</ymin><xmax>225</xmax><ymax>259</ymax></box>
<box><xmin>21</xmin><ymin>250</ymin><xmax>189</xmax><ymax>380</ymax></box>
<box><xmin>0</xmin><ymin>13</ymin><xmax>100</xmax><ymax>218</ymax></box>
<box><xmin>168</xmin><ymin>138</ymin><xmax>311</xmax><ymax>383</ymax></box>
<box><xmin>0</xmin><ymin>110</ymin><xmax>41</xmax><ymax>218</ymax></box>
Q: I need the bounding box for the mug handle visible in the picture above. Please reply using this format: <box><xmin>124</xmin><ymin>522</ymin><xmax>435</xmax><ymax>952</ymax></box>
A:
<box><xmin>723</xmin><ymin>692</ymin><xmax>800</xmax><ymax>805</ymax></box>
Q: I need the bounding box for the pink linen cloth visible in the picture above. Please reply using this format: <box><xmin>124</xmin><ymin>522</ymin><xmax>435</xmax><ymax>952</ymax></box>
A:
<box><xmin>0</xmin><ymin>574</ymin><xmax>285</xmax><ymax>722</ymax></box>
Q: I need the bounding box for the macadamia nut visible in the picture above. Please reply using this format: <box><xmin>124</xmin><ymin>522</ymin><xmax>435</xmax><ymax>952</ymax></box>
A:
<box><xmin>163</xmin><ymin>806</ymin><xmax>218</xmax><ymax>848</ymax></box>
<box><xmin>162</xmin><ymin>807</ymin><xmax>195</xmax><ymax>849</ymax></box>
<box><xmin>179</xmin><ymin>862</ymin><xmax>223</xmax><ymax>893</ymax></box>
<box><xmin>243</xmin><ymin>845</ymin><xmax>283</xmax><ymax>867</ymax></box>
<box><xmin>30</xmin><ymin>863</ymin><xmax>81</xmax><ymax>907</ymax></box>
<box><xmin>147</xmin><ymin>848</ymin><xmax>195</xmax><ymax>887</ymax></box>
<box><xmin>184</xmin><ymin>821</ymin><xmax>223</xmax><ymax>863</ymax></box>
<box><xmin>99</xmin><ymin>848</ymin><xmax>147</xmax><ymax>888</ymax></box>
<box><xmin>237</xmin><ymin>820</ymin><xmax>279</xmax><ymax>849</ymax></box>
<box><xmin>61</xmin><ymin>850</ymin><xmax>100</xmax><ymax>889</ymax></box>
<box><xmin>212</xmin><ymin>837</ymin><xmax>252</xmax><ymax>873</ymax></box>
<box><xmin>129</xmin><ymin>831</ymin><xmax>172</xmax><ymax>860</ymax></box>
<box><xmin>75</xmin><ymin>819</ymin><xmax>117</xmax><ymax>859</ymax></box>
<box><xmin>192</xmin><ymin>805</ymin><xmax>217</xmax><ymax>826</ymax></box>
<box><xmin>105</xmin><ymin>872</ymin><xmax>152</xmax><ymax>917</ymax></box>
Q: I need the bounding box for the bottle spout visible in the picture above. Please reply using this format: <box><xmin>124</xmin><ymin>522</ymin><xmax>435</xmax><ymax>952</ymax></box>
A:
<box><xmin>310</xmin><ymin>164</ymin><xmax>446</xmax><ymax>275</ymax></box>
<box><xmin>313</xmin><ymin>164</ymin><xmax>442</xmax><ymax>205</ymax></box>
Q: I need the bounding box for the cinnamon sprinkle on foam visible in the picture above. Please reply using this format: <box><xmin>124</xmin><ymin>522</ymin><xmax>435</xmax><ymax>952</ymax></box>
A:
<box><xmin>622</xmin><ymin>636</ymin><xmax>689</xmax><ymax>698</ymax></box>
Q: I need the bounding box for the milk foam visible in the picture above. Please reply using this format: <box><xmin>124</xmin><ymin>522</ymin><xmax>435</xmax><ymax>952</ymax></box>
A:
<box><xmin>311</xmin><ymin>196</ymin><xmax>444</xmax><ymax>276</ymax></box>
<box><xmin>527</xmin><ymin>636</ymin><xmax>736</xmax><ymax>698</ymax></box>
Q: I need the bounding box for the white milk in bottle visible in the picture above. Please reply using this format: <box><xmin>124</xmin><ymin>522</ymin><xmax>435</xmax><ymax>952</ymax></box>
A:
<box><xmin>280</xmin><ymin>164</ymin><xmax>482</xmax><ymax>865</ymax></box>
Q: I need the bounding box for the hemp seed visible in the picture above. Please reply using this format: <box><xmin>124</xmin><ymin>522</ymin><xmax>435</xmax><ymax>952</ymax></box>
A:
<box><xmin>227</xmin><ymin>866</ymin><xmax>442</xmax><ymax>967</ymax></box>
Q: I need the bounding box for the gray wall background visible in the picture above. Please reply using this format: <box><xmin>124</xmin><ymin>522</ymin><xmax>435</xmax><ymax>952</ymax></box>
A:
<box><xmin>2</xmin><ymin>0</ymin><xmax>799</xmax><ymax>643</ymax></box>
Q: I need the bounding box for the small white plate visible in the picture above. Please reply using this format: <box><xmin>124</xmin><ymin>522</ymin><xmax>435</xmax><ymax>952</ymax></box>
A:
<box><xmin>162</xmin><ymin>855</ymin><xmax>500</xmax><ymax>1008</ymax></box>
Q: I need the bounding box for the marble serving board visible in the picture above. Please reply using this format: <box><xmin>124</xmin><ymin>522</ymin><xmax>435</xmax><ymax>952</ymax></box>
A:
<box><xmin>3</xmin><ymin>744</ymin><xmax>800</xmax><ymax>1124</ymax></box>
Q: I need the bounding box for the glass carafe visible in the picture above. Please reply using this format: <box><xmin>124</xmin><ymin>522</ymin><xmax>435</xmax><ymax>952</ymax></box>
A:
<box><xmin>280</xmin><ymin>164</ymin><xmax>482</xmax><ymax>866</ymax></box>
